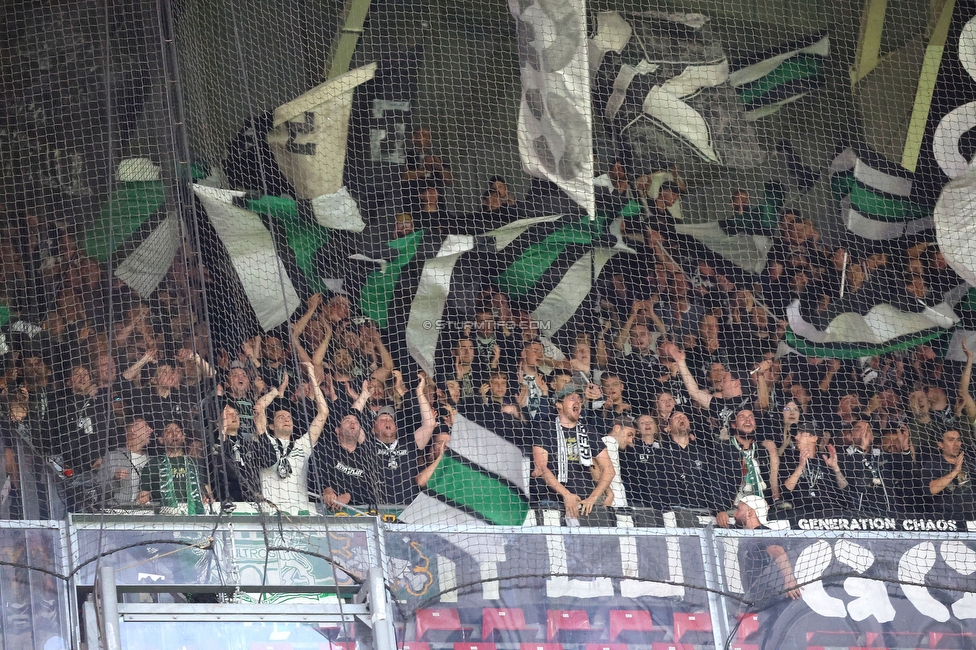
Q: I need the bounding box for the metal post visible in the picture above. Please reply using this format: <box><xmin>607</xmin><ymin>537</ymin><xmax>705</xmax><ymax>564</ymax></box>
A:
<box><xmin>97</xmin><ymin>565</ymin><xmax>122</xmax><ymax>650</ymax></box>
<box><xmin>699</xmin><ymin>526</ymin><xmax>731</xmax><ymax>650</ymax></box>
<box><xmin>368</xmin><ymin>566</ymin><xmax>396</xmax><ymax>650</ymax></box>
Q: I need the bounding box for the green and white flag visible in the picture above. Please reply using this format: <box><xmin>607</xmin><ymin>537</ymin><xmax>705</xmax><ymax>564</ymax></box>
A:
<box><xmin>193</xmin><ymin>185</ymin><xmax>302</xmax><ymax>332</ymax></box>
<box><xmin>399</xmin><ymin>411</ymin><xmax>530</xmax><ymax>527</ymax></box>
<box><xmin>729</xmin><ymin>33</ymin><xmax>830</xmax><ymax>121</ymax></box>
<box><xmin>82</xmin><ymin>158</ymin><xmax>183</xmax><ymax>297</ymax></box>
<box><xmin>830</xmin><ymin>147</ymin><xmax>934</xmax><ymax>241</ymax></box>
<box><xmin>403</xmin><ymin>212</ymin><xmax>630</xmax><ymax>375</ymax></box>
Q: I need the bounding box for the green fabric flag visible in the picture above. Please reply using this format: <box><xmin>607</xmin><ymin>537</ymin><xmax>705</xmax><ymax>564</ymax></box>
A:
<box><xmin>785</xmin><ymin>327</ymin><xmax>946</xmax><ymax>359</ymax></box>
<box><xmin>83</xmin><ymin>181</ymin><xmax>167</xmax><ymax>262</ymax></box>
<box><xmin>831</xmin><ymin>173</ymin><xmax>931</xmax><ymax>222</ymax></box>
<box><xmin>247</xmin><ymin>195</ymin><xmax>330</xmax><ymax>293</ymax></box>
<box><xmin>494</xmin><ymin>214</ymin><xmax>609</xmax><ymax>300</ymax></box>
<box><xmin>359</xmin><ymin>229</ymin><xmax>425</xmax><ymax>329</ymax></box>
<box><xmin>736</xmin><ymin>54</ymin><xmax>823</xmax><ymax>108</ymax></box>
<box><xmin>424</xmin><ymin>453</ymin><xmax>530</xmax><ymax>526</ymax></box>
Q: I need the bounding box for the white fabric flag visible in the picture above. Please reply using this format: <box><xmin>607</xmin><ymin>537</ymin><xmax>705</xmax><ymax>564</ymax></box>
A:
<box><xmin>510</xmin><ymin>0</ymin><xmax>595</xmax><ymax>216</ymax></box>
<box><xmin>193</xmin><ymin>185</ymin><xmax>301</xmax><ymax>332</ymax></box>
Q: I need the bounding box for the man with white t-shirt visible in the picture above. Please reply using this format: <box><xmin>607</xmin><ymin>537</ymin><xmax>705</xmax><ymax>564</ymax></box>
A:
<box><xmin>253</xmin><ymin>363</ymin><xmax>328</xmax><ymax>515</ymax></box>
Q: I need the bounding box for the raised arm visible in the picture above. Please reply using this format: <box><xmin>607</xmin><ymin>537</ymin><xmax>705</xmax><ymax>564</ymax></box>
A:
<box><xmin>311</xmin><ymin>321</ymin><xmax>334</xmax><ymax>369</ymax></box>
<box><xmin>615</xmin><ymin>300</ymin><xmax>641</xmax><ymax>352</ymax></box>
<box><xmin>352</xmin><ymin>380</ymin><xmax>370</xmax><ymax>412</ymax></box>
<box><xmin>822</xmin><ymin>444</ymin><xmax>849</xmax><ymax>490</ymax></box>
<box><xmin>646</xmin><ymin>296</ymin><xmax>667</xmax><ymax>337</ymax></box>
<box><xmin>367</xmin><ymin>325</ymin><xmax>394</xmax><ymax>384</ymax></box>
<box><xmin>292</xmin><ymin>293</ymin><xmax>322</xmax><ymax>339</ymax></box>
<box><xmin>303</xmin><ymin>362</ymin><xmax>328</xmax><ymax>446</ymax></box>
<box><xmin>660</xmin><ymin>341</ymin><xmax>712</xmax><ymax>408</ymax></box>
<box><xmin>414</xmin><ymin>374</ymin><xmax>436</xmax><ymax>450</ymax></box>
<box><xmin>254</xmin><ymin>373</ymin><xmax>288</xmax><ymax>436</ymax></box>
<box><xmin>818</xmin><ymin>358</ymin><xmax>841</xmax><ymax>394</ymax></box>
<box><xmin>177</xmin><ymin>348</ymin><xmax>216</xmax><ymax>383</ymax></box>
<box><xmin>959</xmin><ymin>340</ymin><xmax>976</xmax><ymax>423</ymax></box>
<box><xmin>755</xmin><ymin>359</ymin><xmax>773</xmax><ymax>411</ymax></box>
<box><xmin>291</xmin><ymin>294</ymin><xmax>323</xmax><ymax>365</ymax></box>
<box><xmin>122</xmin><ymin>348</ymin><xmax>158</xmax><ymax>382</ymax></box>
<box><xmin>595</xmin><ymin>320</ymin><xmax>611</xmax><ymax>369</ymax></box>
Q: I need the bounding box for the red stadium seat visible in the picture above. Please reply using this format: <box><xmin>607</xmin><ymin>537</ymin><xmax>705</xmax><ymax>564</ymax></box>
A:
<box><xmin>729</xmin><ymin>645</ymin><xmax>759</xmax><ymax>650</ymax></box>
<box><xmin>416</xmin><ymin>609</ymin><xmax>473</xmax><ymax>641</ymax></box>
<box><xmin>547</xmin><ymin>610</ymin><xmax>591</xmax><ymax>641</ymax></box>
<box><xmin>608</xmin><ymin>610</ymin><xmax>655</xmax><ymax>642</ymax></box>
<box><xmin>482</xmin><ymin>608</ymin><xmax>538</xmax><ymax>640</ymax></box>
<box><xmin>585</xmin><ymin>645</ymin><xmax>629</xmax><ymax>650</ymax></box>
<box><xmin>650</xmin><ymin>644</ymin><xmax>692</xmax><ymax>650</ymax></box>
<box><xmin>672</xmin><ymin>612</ymin><xmax>712</xmax><ymax>645</ymax></box>
<box><xmin>737</xmin><ymin>613</ymin><xmax>760</xmax><ymax>642</ymax></box>
<box><xmin>931</xmin><ymin>631</ymin><xmax>976</xmax><ymax>648</ymax></box>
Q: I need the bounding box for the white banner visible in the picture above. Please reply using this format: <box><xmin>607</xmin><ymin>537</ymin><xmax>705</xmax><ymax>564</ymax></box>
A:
<box><xmin>510</xmin><ymin>0</ymin><xmax>595</xmax><ymax>216</ymax></box>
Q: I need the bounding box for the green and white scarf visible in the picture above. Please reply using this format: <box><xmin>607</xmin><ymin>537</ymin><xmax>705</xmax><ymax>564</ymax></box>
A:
<box><xmin>158</xmin><ymin>455</ymin><xmax>204</xmax><ymax>515</ymax></box>
<box><xmin>733</xmin><ymin>438</ymin><xmax>767</xmax><ymax>497</ymax></box>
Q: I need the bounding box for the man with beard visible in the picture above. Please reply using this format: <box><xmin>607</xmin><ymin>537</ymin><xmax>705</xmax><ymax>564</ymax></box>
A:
<box><xmin>252</xmin><ymin>363</ymin><xmax>328</xmax><ymax>515</ymax></box>
<box><xmin>714</xmin><ymin>410</ymin><xmax>772</xmax><ymax>527</ymax></box>
<box><xmin>138</xmin><ymin>421</ymin><xmax>213</xmax><ymax>514</ymax></box>
<box><xmin>657</xmin><ymin>411</ymin><xmax>717</xmax><ymax>518</ymax></box>
<box><xmin>839</xmin><ymin>420</ymin><xmax>891</xmax><ymax>516</ymax></box>
<box><xmin>923</xmin><ymin>429</ymin><xmax>976</xmax><ymax>520</ymax></box>
<box><xmin>592</xmin><ymin>415</ymin><xmax>637</xmax><ymax>527</ymax></box>
<box><xmin>532</xmin><ymin>383</ymin><xmax>614</xmax><ymax>525</ymax></box>
<box><xmin>313</xmin><ymin>407</ymin><xmax>375</xmax><ymax>512</ymax></box>
<box><xmin>663</xmin><ymin>341</ymin><xmax>754</xmax><ymax>441</ymax></box>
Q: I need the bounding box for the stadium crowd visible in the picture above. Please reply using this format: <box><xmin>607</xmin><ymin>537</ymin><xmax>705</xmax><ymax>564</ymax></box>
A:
<box><xmin>1</xmin><ymin>128</ymin><xmax>975</xmax><ymax>528</ymax></box>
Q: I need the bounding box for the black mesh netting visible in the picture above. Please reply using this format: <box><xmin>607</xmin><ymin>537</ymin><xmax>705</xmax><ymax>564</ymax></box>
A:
<box><xmin>7</xmin><ymin>0</ymin><xmax>976</xmax><ymax>648</ymax></box>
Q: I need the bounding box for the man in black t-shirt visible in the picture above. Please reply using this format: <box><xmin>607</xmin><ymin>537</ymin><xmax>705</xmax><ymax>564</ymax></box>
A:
<box><xmin>839</xmin><ymin>420</ymin><xmax>891</xmax><ymax>516</ymax></box>
<box><xmin>312</xmin><ymin>412</ymin><xmax>375</xmax><ymax>510</ymax></box>
<box><xmin>662</xmin><ymin>341</ymin><xmax>752</xmax><ymax>440</ymax></box>
<box><xmin>779</xmin><ymin>427</ymin><xmax>850</xmax><ymax>517</ymax></box>
<box><xmin>921</xmin><ymin>429</ymin><xmax>975</xmax><ymax>520</ymax></box>
<box><xmin>361</xmin><ymin>376</ymin><xmax>436</xmax><ymax>505</ymax></box>
<box><xmin>532</xmin><ymin>383</ymin><xmax>614</xmax><ymax>524</ymax></box>
<box><xmin>656</xmin><ymin>411</ymin><xmax>716</xmax><ymax>512</ymax></box>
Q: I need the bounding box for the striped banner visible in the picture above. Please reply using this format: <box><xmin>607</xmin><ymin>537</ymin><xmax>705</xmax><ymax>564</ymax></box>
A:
<box><xmin>82</xmin><ymin>158</ymin><xmax>182</xmax><ymax>297</ymax></box>
<box><xmin>399</xmin><ymin>412</ymin><xmax>530</xmax><ymax>527</ymax></box>
<box><xmin>729</xmin><ymin>33</ymin><xmax>830</xmax><ymax>120</ymax></box>
<box><xmin>830</xmin><ymin>148</ymin><xmax>934</xmax><ymax>240</ymax></box>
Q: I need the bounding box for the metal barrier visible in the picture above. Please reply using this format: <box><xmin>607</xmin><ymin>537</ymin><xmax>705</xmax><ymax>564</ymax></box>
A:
<box><xmin>5</xmin><ymin>517</ymin><xmax>976</xmax><ymax>649</ymax></box>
